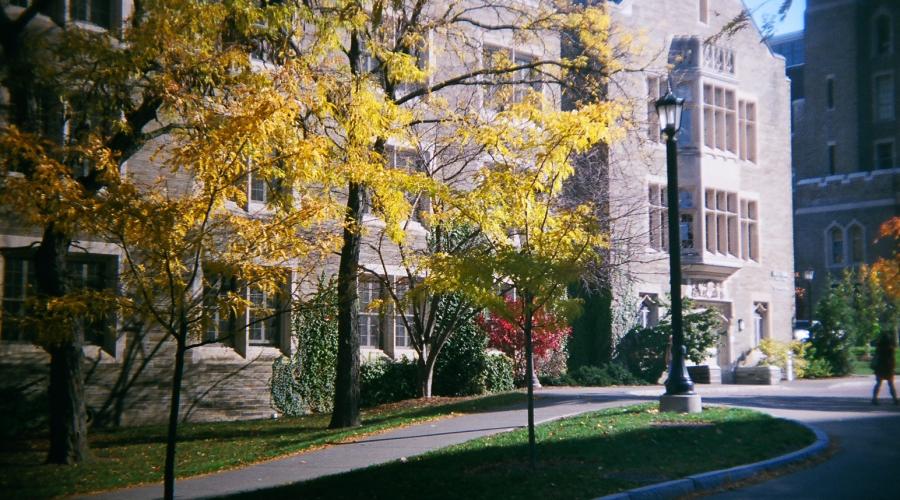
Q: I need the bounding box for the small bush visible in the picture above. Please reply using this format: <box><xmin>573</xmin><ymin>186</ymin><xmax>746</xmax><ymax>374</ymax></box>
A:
<box><xmin>360</xmin><ymin>357</ymin><xmax>418</xmax><ymax>407</ymax></box>
<box><xmin>538</xmin><ymin>334</ymin><xmax>570</xmax><ymax>380</ymax></box>
<box><xmin>803</xmin><ymin>358</ymin><xmax>833</xmax><ymax>379</ymax></box>
<box><xmin>759</xmin><ymin>339</ymin><xmax>808</xmax><ymax>379</ymax></box>
<box><xmin>806</xmin><ymin>324</ymin><xmax>853</xmax><ymax>377</ymax></box>
<box><xmin>803</xmin><ymin>278</ymin><xmax>856</xmax><ymax>377</ymax></box>
<box><xmin>479</xmin><ymin>298</ymin><xmax>571</xmax><ymax>385</ymax></box>
<box><xmin>613</xmin><ymin>298</ymin><xmax>725</xmax><ymax>383</ymax></box>
<box><xmin>434</xmin><ymin>315</ymin><xmax>489</xmax><ymax>397</ymax></box>
<box><xmin>484</xmin><ymin>353</ymin><xmax>515</xmax><ymax>393</ymax></box>
<box><xmin>614</xmin><ymin>326</ymin><xmax>669</xmax><ymax>383</ymax></box>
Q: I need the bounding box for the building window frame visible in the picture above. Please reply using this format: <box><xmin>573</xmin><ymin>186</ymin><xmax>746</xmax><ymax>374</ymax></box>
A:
<box><xmin>647</xmin><ymin>75</ymin><xmax>668</xmax><ymax>143</ymax></box>
<box><xmin>873</xmin><ymin>72</ymin><xmax>895</xmax><ymax>123</ymax></box>
<box><xmin>873</xmin><ymin>13</ymin><xmax>893</xmax><ymax>56</ymax></box>
<box><xmin>702</xmin><ymin>82</ymin><xmax>737</xmax><ymax>154</ymax></box>
<box><xmin>740</xmin><ymin>199</ymin><xmax>759</xmax><ymax>261</ymax></box>
<box><xmin>247</xmin><ymin>286</ymin><xmax>283</xmax><ymax>346</ymax></box>
<box><xmin>704</xmin><ymin>189</ymin><xmax>739</xmax><ymax>257</ymax></box>
<box><xmin>392</xmin><ymin>278</ymin><xmax>412</xmax><ymax>349</ymax></box>
<box><xmin>384</xmin><ymin>145</ymin><xmax>430</xmax><ymax>223</ymax></box>
<box><xmin>481</xmin><ymin>43</ymin><xmax>543</xmax><ymax>111</ymax></box>
<box><xmin>2</xmin><ymin>251</ymin><xmax>118</xmax><ymax>347</ymax></box>
<box><xmin>825</xmin><ymin>222</ymin><xmax>846</xmax><ymax>268</ymax></box>
<box><xmin>874</xmin><ymin>139</ymin><xmax>895</xmax><ymax>170</ymax></box>
<box><xmin>648</xmin><ymin>183</ymin><xmax>668</xmax><ymax>251</ymax></box>
<box><xmin>69</xmin><ymin>0</ymin><xmax>114</xmax><ymax>30</ymax></box>
<box><xmin>827</xmin><ymin>141</ymin><xmax>837</xmax><ymax>175</ymax></box>
<box><xmin>358</xmin><ymin>278</ymin><xmax>382</xmax><ymax>349</ymax></box>
<box><xmin>202</xmin><ymin>270</ymin><xmax>289</xmax><ymax>349</ymax></box>
<box><xmin>679</xmin><ymin>188</ymin><xmax>696</xmax><ymax>251</ymax></box>
<box><xmin>738</xmin><ymin>99</ymin><xmax>757</xmax><ymax>163</ymax></box>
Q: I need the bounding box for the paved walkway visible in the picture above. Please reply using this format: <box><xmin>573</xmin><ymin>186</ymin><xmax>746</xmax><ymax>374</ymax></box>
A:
<box><xmin>83</xmin><ymin>377</ymin><xmax>900</xmax><ymax>500</ymax></box>
<box><xmin>83</xmin><ymin>393</ymin><xmax>645</xmax><ymax>500</ymax></box>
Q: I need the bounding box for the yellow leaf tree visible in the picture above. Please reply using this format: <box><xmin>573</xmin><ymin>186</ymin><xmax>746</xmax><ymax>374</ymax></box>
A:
<box><xmin>0</xmin><ymin>0</ymin><xmax>339</xmax><ymax>474</ymax></box>
<box><xmin>285</xmin><ymin>0</ymin><xmax>633</xmax><ymax>426</ymax></box>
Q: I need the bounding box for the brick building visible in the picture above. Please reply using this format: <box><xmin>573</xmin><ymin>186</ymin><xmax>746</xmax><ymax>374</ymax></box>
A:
<box><xmin>769</xmin><ymin>0</ymin><xmax>899</xmax><ymax>320</ymax></box>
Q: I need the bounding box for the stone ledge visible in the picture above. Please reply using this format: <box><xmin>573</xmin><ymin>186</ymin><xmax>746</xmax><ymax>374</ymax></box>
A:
<box><xmin>735</xmin><ymin>366</ymin><xmax>782</xmax><ymax>385</ymax></box>
<box><xmin>687</xmin><ymin>365</ymin><xmax>721</xmax><ymax>384</ymax></box>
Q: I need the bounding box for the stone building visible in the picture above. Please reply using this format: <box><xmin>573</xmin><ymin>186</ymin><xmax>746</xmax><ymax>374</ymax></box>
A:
<box><xmin>0</xmin><ymin>0</ymin><xmax>561</xmax><ymax>425</ymax></box>
<box><xmin>0</xmin><ymin>0</ymin><xmax>797</xmax><ymax>428</ymax></box>
<box><xmin>769</xmin><ymin>0</ymin><xmax>899</xmax><ymax>321</ymax></box>
<box><xmin>570</xmin><ymin>0</ymin><xmax>796</xmax><ymax>383</ymax></box>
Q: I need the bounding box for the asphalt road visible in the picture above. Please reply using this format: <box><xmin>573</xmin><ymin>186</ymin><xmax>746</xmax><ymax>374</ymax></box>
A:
<box><xmin>552</xmin><ymin>377</ymin><xmax>900</xmax><ymax>500</ymax></box>
<box><xmin>700</xmin><ymin>378</ymin><xmax>900</xmax><ymax>500</ymax></box>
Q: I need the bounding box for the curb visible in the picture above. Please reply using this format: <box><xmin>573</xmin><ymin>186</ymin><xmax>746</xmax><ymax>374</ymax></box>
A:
<box><xmin>594</xmin><ymin>420</ymin><xmax>829</xmax><ymax>500</ymax></box>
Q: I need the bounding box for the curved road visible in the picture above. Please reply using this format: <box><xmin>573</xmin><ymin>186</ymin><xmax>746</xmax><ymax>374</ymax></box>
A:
<box><xmin>546</xmin><ymin>376</ymin><xmax>900</xmax><ymax>500</ymax></box>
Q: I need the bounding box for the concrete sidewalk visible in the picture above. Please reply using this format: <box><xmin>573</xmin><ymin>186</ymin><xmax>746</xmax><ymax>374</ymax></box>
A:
<box><xmin>82</xmin><ymin>393</ymin><xmax>645</xmax><ymax>500</ymax></box>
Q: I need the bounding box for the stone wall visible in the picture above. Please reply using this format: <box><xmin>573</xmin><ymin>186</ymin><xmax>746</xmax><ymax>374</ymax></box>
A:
<box><xmin>0</xmin><ymin>338</ymin><xmax>282</xmax><ymax>428</ymax></box>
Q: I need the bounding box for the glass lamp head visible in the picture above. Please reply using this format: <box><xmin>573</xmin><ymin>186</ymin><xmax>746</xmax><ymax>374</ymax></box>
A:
<box><xmin>655</xmin><ymin>90</ymin><xmax>685</xmax><ymax>138</ymax></box>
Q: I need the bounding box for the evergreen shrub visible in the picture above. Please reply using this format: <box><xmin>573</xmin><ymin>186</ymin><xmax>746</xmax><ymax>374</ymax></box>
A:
<box><xmin>541</xmin><ymin>363</ymin><xmax>644</xmax><ymax>387</ymax></box>
<box><xmin>805</xmin><ymin>283</ymin><xmax>855</xmax><ymax>377</ymax></box>
<box><xmin>483</xmin><ymin>353</ymin><xmax>515</xmax><ymax>392</ymax></box>
<box><xmin>433</xmin><ymin>316</ymin><xmax>489</xmax><ymax>397</ymax></box>
<box><xmin>360</xmin><ymin>357</ymin><xmax>418</xmax><ymax>407</ymax></box>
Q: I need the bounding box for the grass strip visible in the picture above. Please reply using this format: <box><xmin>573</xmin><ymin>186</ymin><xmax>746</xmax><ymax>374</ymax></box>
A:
<box><xmin>0</xmin><ymin>392</ymin><xmax>524</xmax><ymax>498</ymax></box>
<box><xmin>228</xmin><ymin>404</ymin><xmax>815</xmax><ymax>500</ymax></box>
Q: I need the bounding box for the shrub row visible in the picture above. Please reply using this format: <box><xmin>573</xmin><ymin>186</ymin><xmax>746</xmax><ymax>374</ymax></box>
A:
<box><xmin>541</xmin><ymin>363</ymin><xmax>644</xmax><ymax>387</ymax></box>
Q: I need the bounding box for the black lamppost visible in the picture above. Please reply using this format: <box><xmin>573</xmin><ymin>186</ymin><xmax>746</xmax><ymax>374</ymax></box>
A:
<box><xmin>655</xmin><ymin>86</ymin><xmax>699</xmax><ymax>412</ymax></box>
<box><xmin>802</xmin><ymin>267</ymin><xmax>815</xmax><ymax>323</ymax></box>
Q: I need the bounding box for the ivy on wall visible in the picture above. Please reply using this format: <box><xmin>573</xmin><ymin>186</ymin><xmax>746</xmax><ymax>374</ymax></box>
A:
<box><xmin>271</xmin><ymin>278</ymin><xmax>338</xmax><ymax>416</ymax></box>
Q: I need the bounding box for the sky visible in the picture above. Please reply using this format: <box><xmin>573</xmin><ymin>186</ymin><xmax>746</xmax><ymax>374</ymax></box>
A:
<box><xmin>744</xmin><ymin>0</ymin><xmax>806</xmax><ymax>36</ymax></box>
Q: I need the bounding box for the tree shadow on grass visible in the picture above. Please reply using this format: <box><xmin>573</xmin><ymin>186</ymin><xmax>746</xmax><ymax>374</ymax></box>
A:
<box><xmin>220</xmin><ymin>408</ymin><xmax>813</xmax><ymax>500</ymax></box>
<box><xmin>7</xmin><ymin>393</ymin><xmax>528</xmax><ymax>452</ymax></box>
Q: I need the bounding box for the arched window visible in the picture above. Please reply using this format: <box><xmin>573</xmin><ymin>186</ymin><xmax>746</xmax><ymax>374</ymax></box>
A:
<box><xmin>875</xmin><ymin>14</ymin><xmax>892</xmax><ymax>55</ymax></box>
<box><xmin>829</xmin><ymin>226</ymin><xmax>845</xmax><ymax>266</ymax></box>
<box><xmin>849</xmin><ymin>224</ymin><xmax>865</xmax><ymax>264</ymax></box>
<box><xmin>638</xmin><ymin>294</ymin><xmax>659</xmax><ymax>328</ymax></box>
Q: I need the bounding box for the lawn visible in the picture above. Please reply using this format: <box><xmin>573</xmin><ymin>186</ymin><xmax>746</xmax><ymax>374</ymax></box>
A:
<box><xmin>228</xmin><ymin>404</ymin><xmax>816</xmax><ymax>500</ymax></box>
<box><xmin>850</xmin><ymin>346</ymin><xmax>900</xmax><ymax>376</ymax></box>
<box><xmin>0</xmin><ymin>392</ymin><xmax>524</xmax><ymax>498</ymax></box>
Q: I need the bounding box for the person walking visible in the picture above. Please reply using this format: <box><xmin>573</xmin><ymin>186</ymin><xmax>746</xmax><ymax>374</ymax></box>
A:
<box><xmin>871</xmin><ymin>332</ymin><xmax>898</xmax><ymax>405</ymax></box>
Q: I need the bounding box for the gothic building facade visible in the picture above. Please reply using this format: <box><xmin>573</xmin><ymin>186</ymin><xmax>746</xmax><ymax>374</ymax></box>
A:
<box><xmin>770</xmin><ymin>0</ymin><xmax>899</xmax><ymax>320</ymax></box>
<box><xmin>581</xmin><ymin>0</ymin><xmax>796</xmax><ymax>383</ymax></box>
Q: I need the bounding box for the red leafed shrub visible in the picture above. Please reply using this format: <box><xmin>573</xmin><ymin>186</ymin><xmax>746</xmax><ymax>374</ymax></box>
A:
<box><xmin>477</xmin><ymin>297</ymin><xmax>571</xmax><ymax>384</ymax></box>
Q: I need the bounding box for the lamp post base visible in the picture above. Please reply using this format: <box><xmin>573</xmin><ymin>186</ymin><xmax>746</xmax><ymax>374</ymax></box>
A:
<box><xmin>660</xmin><ymin>393</ymin><xmax>702</xmax><ymax>414</ymax></box>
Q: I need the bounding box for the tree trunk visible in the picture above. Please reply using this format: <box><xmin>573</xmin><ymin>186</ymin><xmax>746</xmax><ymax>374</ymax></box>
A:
<box><xmin>38</xmin><ymin>226</ymin><xmax>90</xmax><ymax>464</ymax></box>
<box><xmin>330</xmin><ymin>181</ymin><xmax>365</xmax><ymax>428</ymax></box>
<box><xmin>163</xmin><ymin>329</ymin><xmax>187</xmax><ymax>500</ymax></box>
<box><xmin>523</xmin><ymin>291</ymin><xmax>536</xmax><ymax>469</ymax></box>
<box><xmin>46</xmin><ymin>340</ymin><xmax>89</xmax><ymax>463</ymax></box>
<box><xmin>417</xmin><ymin>352</ymin><xmax>435</xmax><ymax>398</ymax></box>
